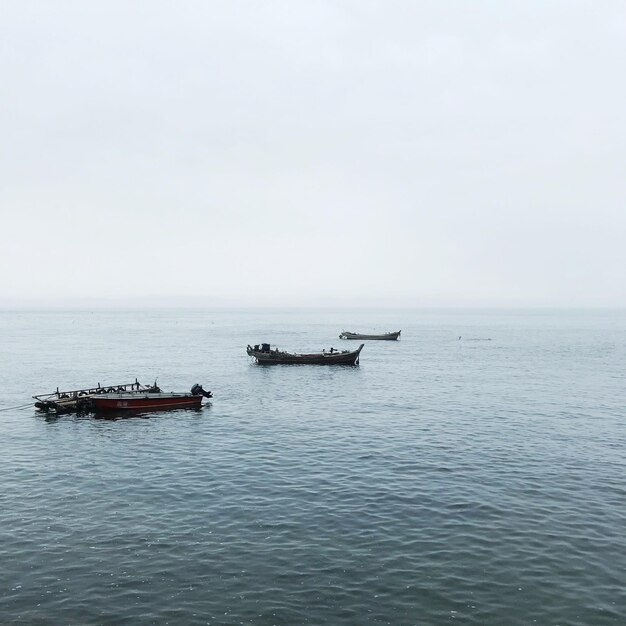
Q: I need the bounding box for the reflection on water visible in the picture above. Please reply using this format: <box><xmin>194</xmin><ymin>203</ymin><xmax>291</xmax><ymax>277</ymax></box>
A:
<box><xmin>38</xmin><ymin>404</ymin><xmax>210</xmax><ymax>422</ymax></box>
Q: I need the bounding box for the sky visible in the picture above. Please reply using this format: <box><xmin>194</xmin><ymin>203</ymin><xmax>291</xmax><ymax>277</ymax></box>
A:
<box><xmin>1</xmin><ymin>1</ymin><xmax>625</xmax><ymax>307</ymax></box>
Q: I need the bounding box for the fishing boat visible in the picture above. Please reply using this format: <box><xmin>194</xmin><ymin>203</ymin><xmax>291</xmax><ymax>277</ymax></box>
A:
<box><xmin>246</xmin><ymin>343</ymin><xmax>364</xmax><ymax>365</ymax></box>
<box><xmin>33</xmin><ymin>379</ymin><xmax>160</xmax><ymax>414</ymax></box>
<box><xmin>33</xmin><ymin>381</ymin><xmax>211</xmax><ymax>415</ymax></box>
<box><xmin>339</xmin><ymin>330</ymin><xmax>401</xmax><ymax>340</ymax></box>
<box><xmin>90</xmin><ymin>385</ymin><xmax>212</xmax><ymax>413</ymax></box>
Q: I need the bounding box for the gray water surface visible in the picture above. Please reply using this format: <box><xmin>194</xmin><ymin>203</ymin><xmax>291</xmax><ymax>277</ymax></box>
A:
<box><xmin>1</xmin><ymin>308</ymin><xmax>625</xmax><ymax>625</ymax></box>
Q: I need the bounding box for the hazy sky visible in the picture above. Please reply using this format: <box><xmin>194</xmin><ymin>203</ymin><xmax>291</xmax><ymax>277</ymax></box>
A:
<box><xmin>1</xmin><ymin>1</ymin><xmax>625</xmax><ymax>306</ymax></box>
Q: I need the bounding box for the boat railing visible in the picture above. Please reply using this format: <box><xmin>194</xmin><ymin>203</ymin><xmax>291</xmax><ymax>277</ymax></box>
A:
<box><xmin>32</xmin><ymin>379</ymin><xmax>152</xmax><ymax>402</ymax></box>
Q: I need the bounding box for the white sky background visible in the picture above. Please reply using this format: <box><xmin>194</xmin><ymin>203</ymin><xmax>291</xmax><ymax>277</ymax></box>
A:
<box><xmin>1</xmin><ymin>1</ymin><xmax>625</xmax><ymax>307</ymax></box>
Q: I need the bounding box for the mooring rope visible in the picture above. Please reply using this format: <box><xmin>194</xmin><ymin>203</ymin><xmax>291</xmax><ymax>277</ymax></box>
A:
<box><xmin>0</xmin><ymin>402</ymin><xmax>34</xmax><ymax>412</ymax></box>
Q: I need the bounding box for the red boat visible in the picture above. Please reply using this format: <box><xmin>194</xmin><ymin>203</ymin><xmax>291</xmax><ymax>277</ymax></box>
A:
<box><xmin>33</xmin><ymin>379</ymin><xmax>160</xmax><ymax>414</ymax></box>
<box><xmin>90</xmin><ymin>384</ymin><xmax>212</xmax><ymax>413</ymax></box>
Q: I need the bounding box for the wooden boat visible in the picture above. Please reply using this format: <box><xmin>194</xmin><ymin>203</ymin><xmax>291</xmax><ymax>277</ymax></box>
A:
<box><xmin>91</xmin><ymin>386</ymin><xmax>212</xmax><ymax>413</ymax></box>
<box><xmin>33</xmin><ymin>379</ymin><xmax>160</xmax><ymax>414</ymax></box>
<box><xmin>247</xmin><ymin>343</ymin><xmax>364</xmax><ymax>365</ymax></box>
<box><xmin>339</xmin><ymin>330</ymin><xmax>401</xmax><ymax>340</ymax></box>
<box><xmin>33</xmin><ymin>382</ymin><xmax>211</xmax><ymax>415</ymax></box>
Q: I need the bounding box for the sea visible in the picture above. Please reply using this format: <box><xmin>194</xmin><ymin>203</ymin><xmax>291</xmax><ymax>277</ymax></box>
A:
<box><xmin>0</xmin><ymin>308</ymin><xmax>625</xmax><ymax>625</ymax></box>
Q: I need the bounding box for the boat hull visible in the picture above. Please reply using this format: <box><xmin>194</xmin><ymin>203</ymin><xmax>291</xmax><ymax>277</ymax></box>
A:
<box><xmin>91</xmin><ymin>393</ymin><xmax>203</xmax><ymax>412</ymax></box>
<box><xmin>247</xmin><ymin>344</ymin><xmax>364</xmax><ymax>365</ymax></box>
<box><xmin>339</xmin><ymin>331</ymin><xmax>401</xmax><ymax>340</ymax></box>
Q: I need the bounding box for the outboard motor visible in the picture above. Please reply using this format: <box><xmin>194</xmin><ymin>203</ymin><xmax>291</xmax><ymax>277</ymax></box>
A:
<box><xmin>191</xmin><ymin>384</ymin><xmax>213</xmax><ymax>398</ymax></box>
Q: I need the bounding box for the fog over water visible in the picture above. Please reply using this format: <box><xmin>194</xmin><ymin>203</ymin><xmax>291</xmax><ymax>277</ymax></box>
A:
<box><xmin>1</xmin><ymin>1</ymin><xmax>625</xmax><ymax>306</ymax></box>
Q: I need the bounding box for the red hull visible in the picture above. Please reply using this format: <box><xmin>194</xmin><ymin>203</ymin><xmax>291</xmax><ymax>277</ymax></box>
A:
<box><xmin>92</xmin><ymin>394</ymin><xmax>202</xmax><ymax>412</ymax></box>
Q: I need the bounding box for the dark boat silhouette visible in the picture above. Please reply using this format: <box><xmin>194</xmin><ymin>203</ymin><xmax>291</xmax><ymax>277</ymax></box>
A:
<box><xmin>247</xmin><ymin>343</ymin><xmax>364</xmax><ymax>365</ymax></box>
<box><xmin>339</xmin><ymin>330</ymin><xmax>401</xmax><ymax>340</ymax></box>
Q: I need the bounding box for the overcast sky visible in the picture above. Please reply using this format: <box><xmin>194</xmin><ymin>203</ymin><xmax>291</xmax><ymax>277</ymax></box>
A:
<box><xmin>1</xmin><ymin>1</ymin><xmax>625</xmax><ymax>306</ymax></box>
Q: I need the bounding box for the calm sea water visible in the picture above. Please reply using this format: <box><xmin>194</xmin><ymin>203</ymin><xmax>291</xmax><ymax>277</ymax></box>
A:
<box><xmin>1</xmin><ymin>308</ymin><xmax>625</xmax><ymax>625</ymax></box>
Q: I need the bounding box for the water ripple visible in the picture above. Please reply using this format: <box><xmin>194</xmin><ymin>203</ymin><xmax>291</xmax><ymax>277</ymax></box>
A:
<box><xmin>1</xmin><ymin>309</ymin><xmax>626</xmax><ymax>624</ymax></box>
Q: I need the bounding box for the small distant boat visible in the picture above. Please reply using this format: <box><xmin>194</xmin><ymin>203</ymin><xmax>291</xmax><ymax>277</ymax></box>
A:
<box><xmin>91</xmin><ymin>384</ymin><xmax>212</xmax><ymax>413</ymax></box>
<box><xmin>247</xmin><ymin>343</ymin><xmax>364</xmax><ymax>365</ymax></box>
<box><xmin>339</xmin><ymin>330</ymin><xmax>401</xmax><ymax>341</ymax></box>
